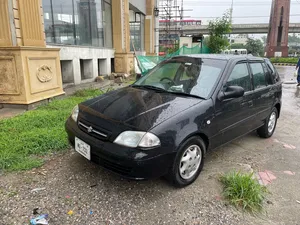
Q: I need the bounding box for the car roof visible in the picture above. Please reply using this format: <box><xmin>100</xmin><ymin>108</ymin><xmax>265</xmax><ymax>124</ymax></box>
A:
<box><xmin>173</xmin><ymin>54</ymin><xmax>264</xmax><ymax>61</ymax></box>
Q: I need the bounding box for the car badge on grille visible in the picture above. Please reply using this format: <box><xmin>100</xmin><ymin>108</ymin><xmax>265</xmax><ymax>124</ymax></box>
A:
<box><xmin>87</xmin><ymin>126</ymin><xmax>93</xmax><ymax>133</ymax></box>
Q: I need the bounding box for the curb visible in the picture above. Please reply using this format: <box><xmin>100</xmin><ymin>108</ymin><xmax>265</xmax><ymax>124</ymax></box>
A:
<box><xmin>273</xmin><ymin>63</ymin><xmax>296</xmax><ymax>66</ymax></box>
<box><xmin>283</xmin><ymin>81</ymin><xmax>297</xmax><ymax>84</ymax></box>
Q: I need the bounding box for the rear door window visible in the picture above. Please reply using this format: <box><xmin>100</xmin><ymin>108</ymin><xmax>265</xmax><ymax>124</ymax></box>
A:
<box><xmin>250</xmin><ymin>63</ymin><xmax>267</xmax><ymax>89</ymax></box>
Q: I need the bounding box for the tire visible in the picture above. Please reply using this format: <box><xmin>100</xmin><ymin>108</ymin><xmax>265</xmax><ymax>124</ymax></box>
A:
<box><xmin>166</xmin><ymin>136</ymin><xmax>206</xmax><ymax>188</ymax></box>
<box><xmin>257</xmin><ymin>107</ymin><xmax>278</xmax><ymax>138</ymax></box>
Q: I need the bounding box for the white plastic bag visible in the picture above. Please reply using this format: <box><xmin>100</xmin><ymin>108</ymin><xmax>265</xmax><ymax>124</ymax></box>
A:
<box><xmin>294</xmin><ymin>68</ymin><xmax>298</xmax><ymax>77</ymax></box>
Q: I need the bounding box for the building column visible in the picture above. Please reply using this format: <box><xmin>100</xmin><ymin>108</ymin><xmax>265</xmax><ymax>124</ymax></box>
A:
<box><xmin>98</xmin><ymin>58</ymin><xmax>111</xmax><ymax>75</ymax></box>
<box><xmin>73</xmin><ymin>58</ymin><xmax>81</xmax><ymax>85</ymax></box>
<box><xmin>92</xmin><ymin>58</ymin><xmax>98</xmax><ymax>79</ymax></box>
<box><xmin>111</xmin><ymin>0</ymin><xmax>134</xmax><ymax>74</ymax></box>
<box><xmin>145</xmin><ymin>0</ymin><xmax>156</xmax><ymax>56</ymax></box>
<box><xmin>265</xmin><ymin>0</ymin><xmax>290</xmax><ymax>57</ymax></box>
<box><xmin>0</xmin><ymin>0</ymin><xmax>64</xmax><ymax>106</ymax></box>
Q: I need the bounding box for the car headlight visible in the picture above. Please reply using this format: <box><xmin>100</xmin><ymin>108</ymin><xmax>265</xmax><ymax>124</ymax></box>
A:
<box><xmin>114</xmin><ymin>131</ymin><xmax>161</xmax><ymax>148</ymax></box>
<box><xmin>71</xmin><ymin>105</ymin><xmax>79</xmax><ymax>122</ymax></box>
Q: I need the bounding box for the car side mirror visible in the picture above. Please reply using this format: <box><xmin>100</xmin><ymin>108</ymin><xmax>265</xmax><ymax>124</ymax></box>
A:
<box><xmin>218</xmin><ymin>86</ymin><xmax>245</xmax><ymax>101</ymax></box>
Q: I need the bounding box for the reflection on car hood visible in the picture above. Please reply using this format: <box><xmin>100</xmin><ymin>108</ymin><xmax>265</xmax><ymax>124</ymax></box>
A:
<box><xmin>80</xmin><ymin>86</ymin><xmax>202</xmax><ymax>130</ymax></box>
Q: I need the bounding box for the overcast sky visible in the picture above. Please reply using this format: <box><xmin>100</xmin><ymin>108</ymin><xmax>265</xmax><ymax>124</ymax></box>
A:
<box><xmin>178</xmin><ymin>0</ymin><xmax>300</xmax><ymax>24</ymax></box>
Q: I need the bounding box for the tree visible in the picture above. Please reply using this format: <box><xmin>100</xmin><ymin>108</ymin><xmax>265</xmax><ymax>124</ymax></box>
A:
<box><xmin>288</xmin><ymin>34</ymin><xmax>300</xmax><ymax>44</ymax></box>
<box><xmin>203</xmin><ymin>36</ymin><xmax>210</xmax><ymax>47</ymax></box>
<box><xmin>289</xmin><ymin>48</ymin><xmax>297</xmax><ymax>55</ymax></box>
<box><xmin>261</xmin><ymin>35</ymin><xmax>267</xmax><ymax>45</ymax></box>
<box><xmin>207</xmin><ymin>11</ymin><xmax>232</xmax><ymax>53</ymax></box>
<box><xmin>245</xmin><ymin>38</ymin><xmax>264</xmax><ymax>56</ymax></box>
<box><xmin>159</xmin><ymin>46</ymin><xmax>165</xmax><ymax>52</ymax></box>
<box><xmin>167</xmin><ymin>43</ymin><xmax>179</xmax><ymax>54</ymax></box>
<box><xmin>230</xmin><ymin>43</ymin><xmax>245</xmax><ymax>49</ymax></box>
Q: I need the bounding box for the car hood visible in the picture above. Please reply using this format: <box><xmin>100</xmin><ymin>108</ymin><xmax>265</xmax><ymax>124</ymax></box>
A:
<box><xmin>79</xmin><ymin>86</ymin><xmax>202</xmax><ymax>131</ymax></box>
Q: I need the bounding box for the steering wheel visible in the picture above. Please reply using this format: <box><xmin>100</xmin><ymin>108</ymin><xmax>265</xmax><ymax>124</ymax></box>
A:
<box><xmin>160</xmin><ymin>77</ymin><xmax>176</xmax><ymax>86</ymax></box>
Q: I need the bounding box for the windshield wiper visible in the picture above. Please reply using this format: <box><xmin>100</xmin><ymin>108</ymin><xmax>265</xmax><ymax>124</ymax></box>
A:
<box><xmin>132</xmin><ymin>85</ymin><xmax>167</xmax><ymax>92</ymax></box>
<box><xmin>168</xmin><ymin>91</ymin><xmax>205</xmax><ymax>99</ymax></box>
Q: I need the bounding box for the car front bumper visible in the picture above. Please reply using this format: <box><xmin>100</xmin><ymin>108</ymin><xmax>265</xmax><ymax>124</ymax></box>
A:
<box><xmin>65</xmin><ymin>117</ymin><xmax>176</xmax><ymax>180</ymax></box>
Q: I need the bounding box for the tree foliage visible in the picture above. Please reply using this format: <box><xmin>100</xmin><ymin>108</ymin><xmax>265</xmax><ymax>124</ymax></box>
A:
<box><xmin>203</xmin><ymin>36</ymin><xmax>210</xmax><ymax>47</ymax></box>
<box><xmin>207</xmin><ymin>11</ymin><xmax>232</xmax><ymax>53</ymax></box>
<box><xmin>230</xmin><ymin>43</ymin><xmax>245</xmax><ymax>49</ymax></box>
<box><xmin>288</xmin><ymin>34</ymin><xmax>300</xmax><ymax>43</ymax></box>
<box><xmin>261</xmin><ymin>35</ymin><xmax>267</xmax><ymax>45</ymax></box>
<box><xmin>245</xmin><ymin>38</ymin><xmax>264</xmax><ymax>56</ymax></box>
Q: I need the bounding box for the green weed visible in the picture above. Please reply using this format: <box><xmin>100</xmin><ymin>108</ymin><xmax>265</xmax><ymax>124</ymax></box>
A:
<box><xmin>219</xmin><ymin>171</ymin><xmax>268</xmax><ymax>213</ymax></box>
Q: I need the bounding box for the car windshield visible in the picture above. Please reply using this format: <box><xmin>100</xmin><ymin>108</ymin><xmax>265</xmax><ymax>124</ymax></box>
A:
<box><xmin>133</xmin><ymin>57</ymin><xmax>227</xmax><ymax>99</ymax></box>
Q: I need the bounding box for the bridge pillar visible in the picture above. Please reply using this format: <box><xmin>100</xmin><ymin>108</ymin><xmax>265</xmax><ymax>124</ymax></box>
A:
<box><xmin>265</xmin><ymin>0</ymin><xmax>290</xmax><ymax>57</ymax></box>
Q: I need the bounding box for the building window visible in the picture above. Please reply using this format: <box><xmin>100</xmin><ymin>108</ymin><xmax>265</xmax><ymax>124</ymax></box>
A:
<box><xmin>103</xmin><ymin>0</ymin><xmax>113</xmax><ymax>48</ymax></box>
<box><xmin>42</xmin><ymin>0</ymin><xmax>112</xmax><ymax>48</ymax></box>
<box><xmin>129</xmin><ymin>10</ymin><xmax>145</xmax><ymax>51</ymax></box>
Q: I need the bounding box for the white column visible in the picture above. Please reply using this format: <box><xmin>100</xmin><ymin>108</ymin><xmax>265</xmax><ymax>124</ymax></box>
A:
<box><xmin>92</xmin><ymin>58</ymin><xmax>98</xmax><ymax>78</ymax></box>
<box><xmin>73</xmin><ymin>58</ymin><xmax>81</xmax><ymax>85</ymax></box>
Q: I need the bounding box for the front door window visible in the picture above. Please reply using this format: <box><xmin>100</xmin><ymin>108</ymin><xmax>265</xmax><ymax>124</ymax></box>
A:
<box><xmin>226</xmin><ymin>63</ymin><xmax>251</xmax><ymax>92</ymax></box>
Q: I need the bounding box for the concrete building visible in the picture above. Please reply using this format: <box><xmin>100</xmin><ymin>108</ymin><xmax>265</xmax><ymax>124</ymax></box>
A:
<box><xmin>231</xmin><ymin>34</ymin><xmax>249</xmax><ymax>45</ymax></box>
<box><xmin>0</xmin><ymin>0</ymin><xmax>158</xmax><ymax>106</ymax></box>
<box><xmin>42</xmin><ymin>0</ymin><xmax>158</xmax><ymax>84</ymax></box>
<box><xmin>179</xmin><ymin>35</ymin><xmax>203</xmax><ymax>48</ymax></box>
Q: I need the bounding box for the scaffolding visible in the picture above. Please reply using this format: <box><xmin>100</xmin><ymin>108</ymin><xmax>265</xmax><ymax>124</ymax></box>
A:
<box><xmin>158</xmin><ymin>0</ymin><xmax>190</xmax><ymax>52</ymax></box>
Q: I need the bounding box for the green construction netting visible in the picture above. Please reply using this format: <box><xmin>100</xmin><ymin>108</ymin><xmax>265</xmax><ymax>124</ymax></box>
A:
<box><xmin>136</xmin><ymin>45</ymin><xmax>210</xmax><ymax>75</ymax></box>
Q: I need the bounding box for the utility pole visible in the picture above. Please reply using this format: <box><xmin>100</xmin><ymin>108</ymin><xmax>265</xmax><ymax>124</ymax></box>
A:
<box><xmin>230</xmin><ymin>0</ymin><xmax>234</xmax><ymax>23</ymax></box>
<box><xmin>180</xmin><ymin>0</ymin><xmax>183</xmax><ymax>37</ymax></box>
<box><xmin>229</xmin><ymin>0</ymin><xmax>234</xmax><ymax>48</ymax></box>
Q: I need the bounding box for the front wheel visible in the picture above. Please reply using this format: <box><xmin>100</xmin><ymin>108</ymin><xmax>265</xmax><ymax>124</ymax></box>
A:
<box><xmin>257</xmin><ymin>107</ymin><xmax>278</xmax><ymax>138</ymax></box>
<box><xmin>166</xmin><ymin>136</ymin><xmax>206</xmax><ymax>188</ymax></box>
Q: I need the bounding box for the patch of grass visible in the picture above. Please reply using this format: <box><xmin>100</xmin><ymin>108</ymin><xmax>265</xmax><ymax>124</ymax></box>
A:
<box><xmin>219</xmin><ymin>171</ymin><xmax>267</xmax><ymax>213</ymax></box>
<box><xmin>126</xmin><ymin>79</ymin><xmax>136</xmax><ymax>85</ymax></box>
<box><xmin>0</xmin><ymin>88</ymin><xmax>103</xmax><ymax>171</ymax></box>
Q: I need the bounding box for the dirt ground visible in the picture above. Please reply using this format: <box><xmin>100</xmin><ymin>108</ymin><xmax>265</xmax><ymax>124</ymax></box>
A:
<box><xmin>0</xmin><ymin>67</ymin><xmax>300</xmax><ymax>225</ymax></box>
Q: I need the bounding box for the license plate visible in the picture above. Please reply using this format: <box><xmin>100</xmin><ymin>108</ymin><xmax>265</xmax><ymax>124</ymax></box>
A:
<box><xmin>75</xmin><ymin>137</ymin><xmax>91</xmax><ymax>160</ymax></box>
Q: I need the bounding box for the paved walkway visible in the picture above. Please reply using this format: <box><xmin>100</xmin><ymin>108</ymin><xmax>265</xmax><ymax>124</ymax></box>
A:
<box><xmin>276</xmin><ymin>66</ymin><xmax>297</xmax><ymax>84</ymax></box>
<box><xmin>0</xmin><ymin>108</ymin><xmax>26</xmax><ymax>120</ymax></box>
<box><xmin>64</xmin><ymin>80</ymin><xmax>113</xmax><ymax>96</ymax></box>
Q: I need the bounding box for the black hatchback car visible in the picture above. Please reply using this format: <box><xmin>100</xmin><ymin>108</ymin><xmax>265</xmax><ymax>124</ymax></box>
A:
<box><xmin>65</xmin><ymin>55</ymin><xmax>282</xmax><ymax>187</ymax></box>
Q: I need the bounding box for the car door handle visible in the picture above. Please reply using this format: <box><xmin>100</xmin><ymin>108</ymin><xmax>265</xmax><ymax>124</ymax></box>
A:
<box><xmin>241</xmin><ymin>101</ymin><xmax>248</xmax><ymax>106</ymax></box>
<box><xmin>241</xmin><ymin>100</ymin><xmax>253</xmax><ymax>107</ymax></box>
<box><xmin>248</xmin><ymin>100</ymin><xmax>253</xmax><ymax>107</ymax></box>
<box><xmin>269</xmin><ymin>86</ymin><xmax>276</xmax><ymax>92</ymax></box>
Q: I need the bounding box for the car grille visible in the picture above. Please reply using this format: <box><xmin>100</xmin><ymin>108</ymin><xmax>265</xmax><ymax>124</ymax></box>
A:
<box><xmin>91</xmin><ymin>153</ymin><xmax>132</xmax><ymax>175</ymax></box>
<box><xmin>78</xmin><ymin>120</ymin><xmax>110</xmax><ymax>141</ymax></box>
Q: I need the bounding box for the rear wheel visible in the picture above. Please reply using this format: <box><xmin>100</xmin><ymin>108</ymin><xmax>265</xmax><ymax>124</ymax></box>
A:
<box><xmin>166</xmin><ymin>136</ymin><xmax>206</xmax><ymax>188</ymax></box>
<box><xmin>257</xmin><ymin>107</ymin><xmax>278</xmax><ymax>138</ymax></box>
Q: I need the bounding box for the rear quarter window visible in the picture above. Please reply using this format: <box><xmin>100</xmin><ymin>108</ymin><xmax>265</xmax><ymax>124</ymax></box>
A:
<box><xmin>262</xmin><ymin>62</ymin><xmax>274</xmax><ymax>85</ymax></box>
<box><xmin>265</xmin><ymin>59</ymin><xmax>280</xmax><ymax>83</ymax></box>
